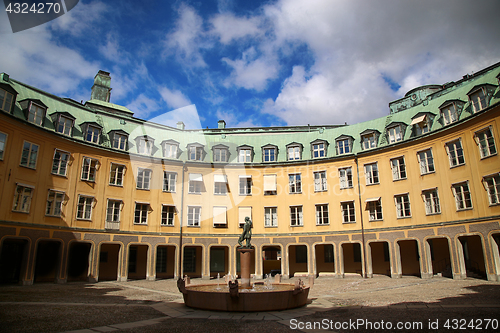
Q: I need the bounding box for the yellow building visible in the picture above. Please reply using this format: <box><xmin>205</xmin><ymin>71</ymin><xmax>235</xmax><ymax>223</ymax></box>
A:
<box><xmin>0</xmin><ymin>63</ymin><xmax>499</xmax><ymax>285</ymax></box>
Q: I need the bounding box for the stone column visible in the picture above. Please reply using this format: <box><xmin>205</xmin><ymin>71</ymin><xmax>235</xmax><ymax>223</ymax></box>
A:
<box><xmin>238</xmin><ymin>248</ymin><xmax>254</xmax><ymax>288</ymax></box>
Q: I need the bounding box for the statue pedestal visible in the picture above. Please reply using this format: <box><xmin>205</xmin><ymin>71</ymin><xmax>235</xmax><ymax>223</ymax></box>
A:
<box><xmin>238</xmin><ymin>247</ymin><xmax>254</xmax><ymax>289</ymax></box>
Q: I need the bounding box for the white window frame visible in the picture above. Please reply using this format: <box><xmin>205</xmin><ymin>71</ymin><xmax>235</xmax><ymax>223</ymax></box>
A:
<box><xmin>440</xmin><ymin>103</ymin><xmax>458</xmax><ymax>125</ymax></box>
<box><xmin>163</xmin><ymin>171</ymin><xmax>176</xmax><ymax>192</ymax></box>
<box><xmin>163</xmin><ymin>143</ymin><xmax>178</xmax><ymax>159</ymax></box>
<box><xmin>290</xmin><ymin>206</ymin><xmax>303</xmax><ymax>226</ymax></box>
<box><xmin>341</xmin><ymin>201</ymin><xmax>356</xmax><ymax>223</ymax></box>
<box><xmin>362</xmin><ymin>133</ymin><xmax>377</xmax><ymax>150</ymax></box>
<box><xmin>137</xmin><ymin>138</ymin><xmax>153</xmax><ymax>155</ymax></box>
<box><xmin>469</xmin><ymin>88</ymin><xmax>488</xmax><ymax>113</ymax></box>
<box><xmin>394</xmin><ymin>193</ymin><xmax>411</xmax><ymax>218</ymax></box>
<box><xmin>0</xmin><ymin>88</ymin><xmax>14</xmax><ymax>112</ymax></box>
<box><xmin>483</xmin><ymin>173</ymin><xmax>500</xmax><ymax>206</ymax></box>
<box><xmin>364</xmin><ymin>163</ymin><xmax>379</xmax><ymax>185</ymax></box>
<box><xmin>85</xmin><ymin>125</ymin><xmax>100</xmax><ymax>144</ymax></box>
<box><xmin>336</xmin><ymin>139</ymin><xmax>351</xmax><ymax>155</ymax></box>
<box><xmin>0</xmin><ymin>131</ymin><xmax>7</xmax><ymax>160</ymax></box>
<box><xmin>313</xmin><ymin>171</ymin><xmax>327</xmax><ymax>192</ymax></box>
<box><xmin>417</xmin><ymin>149</ymin><xmax>435</xmax><ymax>175</ymax></box>
<box><xmin>20</xmin><ymin>141</ymin><xmax>39</xmax><ymax>169</ymax></box>
<box><xmin>56</xmin><ymin>115</ymin><xmax>73</xmax><ymax>136</ymax></box>
<box><xmin>76</xmin><ymin>195</ymin><xmax>94</xmax><ymax>220</ymax></box>
<box><xmin>339</xmin><ymin>167</ymin><xmax>353</xmax><ymax>189</ymax></box>
<box><xmin>213</xmin><ymin>148</ymin><xmax>228</xmax><ymax>162</ymax></box>
<box><xmin>188</xmin><ymin>146</ymin><xmax>203</xmax><ymax>161</ymax></box>
<box><xmin>474</xmin><ymin>126</ymin><xmax>497</xmax><ymax>159</ymax></box>
<box><xmin>28</xmin><ymin>102</ymin><xmax>45</xmax><ymax>126</ymax></box>
<box><xmin>313</xmin><ymin>142</ymin><xmax>327</xmax><ymax>158</ymax></box>
<box><xmin>109</xmin><ymin>163</ymin><xmax>125</xmax><ymax>186</ymax></box>
<box><xmin>452</xmin><ymin>181</ymin><xmax>473</xmax><ymax>211</ymax></box>
<box><xmin>315</xmin><ymin>204</ymin><xmax>329</xmax><ymax>225</ymax></box>
<box><xmin>189</xmin><ymin>179</ymin><xmax>202</xmax><ymax>194</ymax></box>
<box><xmin>422</xmin><ymin>188</ymin><xmax>441</xmax><ymax>215</ymax></box>
<box><xmin>161</xmin><ymin>205</ymin><xmax>175</xmax><ymax>226</ymax></box>
<box><xmin>51</xmin><ymin>149</ymin><xmax>70</xmax><ymax>176</ymax></box>
<box><xmin>287</xmin><ymin>145</ymin><xmax>301</xmax><ymax>161</ymax></box>
<box><xmin>134</xmin><ymin>202</ymin><xmax>149</xmax><ymax>224</ymax></box>
<box><xmin>367</xmin><ymin>198</ymin><xmax>383</xmax><ymax>221</ymax></box>
<box><xmin>136</xmin><ymin>168</ymin><xmax>152</xmax><ymax>190</ymax></box>
<box><xmin>263</xmin><ymin>147</ymin><xmax>277</xmax><ymax>162</ymax></box>
<box><xmin>81</xmin><ymin>157</ymin><xmax>99</xmax><ymax>182</ymax></box>
<box><xmin>12</xmin><ymin>184</ymin><xmax>34</xmax><ymax>213</ymax></box>
<box><xmin>239</xmin><ymin>176</ymin><xmax>252</xmax><ymax>195</ymax></box>
<box><xmin>112</xmin><ymin>133</ymin><xmax>127</xmax><ymax>151</ymax></box>
<box><xmin>106</xmin><ymin>199</ymin><xmax>122</xmax><ymax>222</ymax></box>
<box><xmin>387</xmin><ymin>125</ymin><xmax>403</xmax><ymax>144</ymax></box>
<box><xmin>187</xmin><ymin>206</ymin><xmax>201</xmax><ymax>226</ymax></box>
<box><xmin>214</xmin><ymin>181</ymin><xmax>227</xmax><ymax>195</ymax></box>
<box><xmin>445</xmin><ymin>139</ymin><xmax>465</xmax><ymax>168</ymax></box>
<box><xmin>412</xmin><ymin>117</ymin><xmax>430</xmax><ymax>136</ymax></box>
<box><xmin>289</xmin><ymin>173</ymin><xmax>302</xmax><ymax>194</ymax></box>
<box><xmin>264</xmin><ymin>207</ymin><xmax>278</xmax><ymax>227</ymax></box>
<box><xmin>238</xmin><ymin>149</ymin><xmax>252</xmax><ymax>163</ymax></box>
<box><xmin>46</xmin><ymin>190</ymin><xmax>64</xmax><ymax>217</ymax></box>
<box><xmin>390</xmin><ymin>156</ymin><xmax>406</xmax><ymax>181</ymax></box>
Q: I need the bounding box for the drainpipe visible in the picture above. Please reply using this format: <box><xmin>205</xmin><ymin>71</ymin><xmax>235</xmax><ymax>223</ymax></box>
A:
<box><xmin>178</xmin><ymin>162</ymin><xmax>186</xmax><ymax>279</ymax></box>
<box><xmin>354</xmin><ymin>155</ymin><xmax>367</xmax><ymax>278</ymax></box>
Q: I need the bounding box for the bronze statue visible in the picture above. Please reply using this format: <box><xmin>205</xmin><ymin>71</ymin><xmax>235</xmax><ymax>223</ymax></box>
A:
<box><xmin>238</xmin><ymin>217</ymin><xmax>252</xmax><ymax>248</ymax></box>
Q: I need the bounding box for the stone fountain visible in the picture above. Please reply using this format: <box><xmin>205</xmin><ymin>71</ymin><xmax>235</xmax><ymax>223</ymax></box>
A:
<box><xmin>177</xmin><ymin>217</ymin><xmax>310</xmax><ymax>311</ymax></box>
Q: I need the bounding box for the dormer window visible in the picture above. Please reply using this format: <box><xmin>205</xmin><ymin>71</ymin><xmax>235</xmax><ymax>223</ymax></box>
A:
<box><xmin>135</xmin><ymin>135</ymin><xmax>154</xmax><ymax>155</ymax></box>
<box><xmin>212</xmin><ymin>144</ymin><xmax>229</xmax><ymax>162</ymax></box>
<box><xmin>161</xmin><ymin>140</ymin><xmax>179</xmax><ymax>159</ymax></box>
<box><xmin>439</xmin><ymin>101</ymin><xmax>462</xmax><ymax>125</ymax></box>
<box><xmin>311</xmin><ymin>139</ymin><xmax>328</xmax><ymax>158</ymax></box>
<box><xmin>237</xmin><ymin>145</ymin><xmax>253</xmax><ymax>163</ymax></box>
<box><xmin>0</xmin><ymin>84</ymin><xmax>16</xmax><ymax>113</ymax></box>
<box><xmin>360</xmin><ymin>130</ymin><xmax>380</xmax><ymax>150</ymax></box>
<box><xmin>18</xmin><ymin>99</ymin><xmax>48</xmax><ymax>126</ymax></box>
<box><xmin>187</xmin><ymin>143</ymin><xmax>204</xmax><ymax>161</ymax></box>
<box><xmin>286</xmin><ymin>142</ymin><xmax>302</xmax><ymax>161</ymax></box>
<box><xmin>335</xmin><ymin>136</ymin><xmax>352</xmax><ymax>155</ymax></box>
<box><xmin>410</xmin><ymin>113</ymin><xmax>434</xmax><ymax>137</ymax></box>
<box><xmin>262</xmin><ymin>144</ymin><xmax>278</xmax><ymax>162</ymax></box>
<box><xmin>80</xmin><ymin>122</ymin><xmax>102</xmax><ymax>144</ymax></box>
<box><xmin>386</xmin><ymin>123</ymin><xmax>406</xmax><ymax>144</ymax></box>
<box><xmin>50</xmin><ymin>112</ymin><xmax>75</xmax><ymax>136</ymax></box>
<box><xmin>109</xmin><ymin>130</ymin><xmax>128</xmax><ymax>150</ymax></box>
<box><xmin>467</xmin><ymin>84</ymin><xmax>495</xmax><ymax>113</ymax></box>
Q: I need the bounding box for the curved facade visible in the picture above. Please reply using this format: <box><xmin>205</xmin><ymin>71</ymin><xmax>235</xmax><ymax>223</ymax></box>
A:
<box><xmin>0</xmin><ymin>64</ymin><xmax>500</xmax><ymax>285</ymax></box>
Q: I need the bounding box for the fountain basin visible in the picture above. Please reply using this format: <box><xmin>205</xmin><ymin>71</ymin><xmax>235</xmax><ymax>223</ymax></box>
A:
<box><xmin>181</xmin><ymin>283</ymin><xmax>310</xmax><ymax>312</ymax></box>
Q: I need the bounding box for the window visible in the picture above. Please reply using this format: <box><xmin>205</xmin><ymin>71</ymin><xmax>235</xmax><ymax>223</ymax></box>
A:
<box><xmin>452</xmin><ymin>182</ymin><xmax>472</xmax><ymax>210</ymax></box>
<box><xmin>336</xmin><ymin>138</ymin><xmax>352</xmax><ymax>155</ymax></box>
<box><xmin>475</xmin><ymin>127</ymin><xmax>497</xmax><ymax>158</ymax></box>
<box><xmin>314</xmin><ymin>171</ymin><xmax>327</xmax><ymax>192</ymax></box>
<box><xmin>316</xmin><ymin>204</ymin><xmax>329</xmax><ymax>225</ymax></box>
<box><xmin>163</xmin><ymin>172</ymin><xmax>176</xmax><ymax>192</ymax></box>
<box><xmin>187</xmin><ymin>206</ymin><xmax>201</xmax><ymax>226</ymax></box>
<box><xmin>364</xmin><ymin>163</ymin><xmax>379</xmax><ymax>185</ymax></box>
<box><xmin>161</xmin><ymin>205</ymin><xmax>175</xmax><ymax>226</ymax></box>
<box><xmin>339</xmin><ymin>167</ymin><xmax>353</xmax><ymax>189</ymax></box>
<box><xmin>0</xmin><ymin>88</ymin><xmax>14</xmax><ymax>112</ymax></box>
<box><xmin>239</xmin><ymin>206</ymin><xmax>252</xmax><ymax>227</ymax></box>
<box><xmin>238</xmin><ymin>149</ymin><xmax>252</xmax><ymax>163</ymax></box>
<box><xmin>46</xmin><ymin>190</ymin><xmax>64</xmax><ymax>217</ymax></box>
<box><xmin>290</xmin><ymin>206</ymin><xmax>303</xmax><ymax>226</ymax></box>
<box><xmin>109</xmin><ymin>164</ymin><xmax>125</xmax><ymax>186</ymax></box>
<box><xmin>214</xmin><ymin>174</ymin><xmax>228</xmax><ymax>195</ymax></box>
<box><xmin>263</xmin><ymin>174</ymin><xmax>277</xmax><ymax>194</ymax></box>
<box><xmin>51</xmin><ymin>149</ymin><xmax>70</xmax><ymax>176</ymax></box>
<box><xmin>446</xmin><ymin>139</ymin><xmax>465</xmax><ymax>167</ymax></box>
<box><xmin>162</xmin><ymin>142</ymin><xmax>178</xmax><ymax>158</ymax></box>
<box><xmin>289</xmin><ymin>174</ymin><xmax>301</xmax><ymax>193</ymax></box>
<box><xmin>56</xmin><ymin>115</ymin><xmax>73</xmax><ymax>136</ymax></box>
<box><xmin>20</xmin><ymin>141</ymin><xmax>39</xmax><ymax>169</ymax></box>
<box><xmin>85</xmin><ymin>125</ymin><xmax>100</xmax><ymax>144</ymax></box>
<box><xmin>469</xmin><ymin>89</ymin><xmax>488</xmax><ymax>112</ymax></box>
<box><xmin>213</xmin><ymin>147</ymin><xmax>228</xmax><ymax>162</ymax></box>
<box><xmin>0</xmin><ymin>131</ymin><xmax>6</xmax><ymax>160</ymax></box>
<box><xmin>484</xmin><ymin>174</ymin><xmax>500</xmax><ymax>206</ymax></box>
<box><xmin>366</xmin><ymin>198</ymin><xmax>383</xmax><ymax>221</ymax></box>
<box><xmin>395</xmin><ymin>194</ymin><xmax>411</xmax><ymax>218</ymax></box>
<box><xmin>188</xmin><ymin>145</ymin><xmax>204</xmax><ymax>161</ymax></box>
<box><xmin>417</xmin><ymin>149</ymin><xmax>435</xmax><ymax>175</ymax></box>
<box><xmin>12</xmin><ymin>184</ymin><xmax>33</xmax><ymax>213</ymax></box>
<box><xmin>106</xmin><ymin>200</ymin><xmax>121</xmax><ymax>222</ymax></box>
<box><xmin>76</xmin><ymin>195</ymin><xmax>93</xmax><ymax>220</ymax></box>
<box><xmin>390</xmin><ymin>157</ymin><xmax>406</xmax><ymax>180</ymax></box>
<box><xmin>213</xmin><ymin>206</ymin><xmax>227</xmax><ymax>226</ymax></box>
<box><xmin>239</xmin><ymin>176</ymin><xmax>252</xmax><ymax>195</ymax></box>
<box><xmin>134</xmin><ymin>203</ymin><xmax>149</xmax><ymax>224</ymax></box>
<box><xmin>81</xmin><ymin>157</ymin><xmax>98</xmax><ymax>182</ymax></box>
<box><xmin>112</xmin><ymin>133</ymin><xmax>127</xmax><ymax>150</ymax></box>
<box><xmin>341</xmin><ymin>201</ymin><xmax>355</xmax><ymax>223</ymax></box>
<box><xmin>137</xmin><ymin>136</ymin><xmax>154</xmax><ymax>155</ymax></box>
<box><xmin>422</xmin><ymin>189</ymin><xmax>441</xmax><ymax>215</ymax></box>
<box><xmin>263</xmin><ymin>146</ymin><xmax>277</xmax><ymax>162</ymax></box>
<box><xmin>264</xmin><ymin>207</ymin><xmax>278</xmax><ymax>227</ymax></box>
<box><xmin>28</xmin><ymin>103</ymin><xmax>45</xmax><ymax>126</ymax></box>
<box><xmin>188</xmin><ymin>173</ymin><xmax>203</xmax><ymax>194</ymax></box>
<box><xmin>440</xmin><ymin>103</ymin><xmax>458</xmax><ymax>125</ymax></box>
<box><xmin>136</xmin><ymin>168</ymin><xmax>151</xmax><ymax>190</ymax></box>
<box><xmin>387</xmin><ymin>125</ymin><xmax>403</xmax><ymax>143</ymax></box>
<box><xmin>361</xmin><ymin>132</ymin><xmax>378</xmax><ymax>150</ymax></box>
<box><xmin>312</xmin><ymin>141</ymin><xmax>327</xmax><ymax>158</ymax></box>
<box><xmin>287</xmin><ymin>145</ymin><xmax>301</xmax><ymax>161</ymax></box>
<box><xmin>411</xmin><ymin>115</ymin><xmax>431</xmax><ymax>136</ymax></box>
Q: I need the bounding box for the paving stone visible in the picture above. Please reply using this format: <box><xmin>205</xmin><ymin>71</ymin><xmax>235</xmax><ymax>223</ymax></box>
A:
<box><xmin>91</xmin><ymin>326</ymin><xmax>118</xmax><ymax>332</ymax></box>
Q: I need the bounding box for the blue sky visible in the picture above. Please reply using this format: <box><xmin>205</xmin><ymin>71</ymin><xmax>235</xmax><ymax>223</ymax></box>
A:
<box><xmin>1</xmin><ymin>0</ymin><xmax>499</xmax><ymax>130</ymax></box>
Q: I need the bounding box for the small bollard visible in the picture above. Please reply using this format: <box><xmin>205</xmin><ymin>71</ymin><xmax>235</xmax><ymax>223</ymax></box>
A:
<box><xmin>308</xmin><ymin>275</ymin><xmax>315</xmax><ymax>288</ymax></box>
<box><xmin>274</xmin><ymin>274</ymin><xmax>281</xmax><ymax>284</ymax></box>
<box><xmin>185</xmin><ymin>276</ymin><xmax>190</xmax><ymax>285</ymax></box>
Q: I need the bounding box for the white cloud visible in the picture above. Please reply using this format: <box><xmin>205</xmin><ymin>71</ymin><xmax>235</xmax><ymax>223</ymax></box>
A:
<box><xmin>50</xmin><ymin>1</ymin><xmax>108</xmax><ymax>36</ymax></box>
<box><xmin>210</xmin><ymin>13</ymin><xmax>262</xmax><ymax>44</ymax></box>
<box><xmin>158</xmin><ymin>87</ymin><xmax>191</xmax><ymax>110</ymax></box>
<box><xmin>125</xmin><ymin>93</ymin><xmax>160</xmax><ymax>118</ymax></box>
<box><xmin>151</xmin><ymin>104</ymin><xmax>203</xmax><ymax>131</ymax></box>
<box><xmin>222</xmin><ymin>54</ymin><xmax>278</xmax><ymax>91</ymax></box>
<box><xmin>216</xmin><ymin>109</ymin><xmax>260</xmax><ymax>128</ymax></box>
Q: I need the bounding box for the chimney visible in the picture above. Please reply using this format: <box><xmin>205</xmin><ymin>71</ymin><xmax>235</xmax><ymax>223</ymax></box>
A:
<box><xmin>91</xmin><ymin>70</ymin><xmax>112</xmax><ymax>102</ymax></box>
<box><xmin>1</xmin><ymin>73</ymin><xmax>9</xmax><ymax>82</ymax></box>
<box><xmin>218</xmin><ymin>120</ymin><xmax>226</xmax><ymax>129</ymax></box>
<box><xmin>177</xmin><ymin>121</ymin><xmax>185</xmax><ymax>130</ymax></box>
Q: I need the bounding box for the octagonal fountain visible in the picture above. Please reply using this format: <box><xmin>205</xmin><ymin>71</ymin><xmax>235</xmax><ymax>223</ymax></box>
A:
<box><xmin>177</xmin><ymin>217</ymin><xmax>310</xmax><ymax>312</ymax></box>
